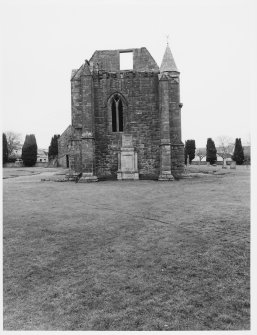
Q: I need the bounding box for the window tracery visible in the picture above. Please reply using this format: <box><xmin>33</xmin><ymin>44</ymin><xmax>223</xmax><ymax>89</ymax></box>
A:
<box><xmin>111</xmin><ymin>94</ymin><xmax>123</xmax><ymax>132</ymax></box>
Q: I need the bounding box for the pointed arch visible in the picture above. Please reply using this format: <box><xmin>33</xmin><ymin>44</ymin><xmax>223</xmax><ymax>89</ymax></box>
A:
<box><xmin>107</xmin><ymin>92</ymin><xmax>128</xmax><ymax>133</ymax></box>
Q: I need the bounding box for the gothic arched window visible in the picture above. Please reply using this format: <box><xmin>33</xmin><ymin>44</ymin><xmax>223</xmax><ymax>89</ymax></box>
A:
<box><xmin>111</xmin><ymin>94</ymin><xmax>123</xmax><ymax>132</ymax></box>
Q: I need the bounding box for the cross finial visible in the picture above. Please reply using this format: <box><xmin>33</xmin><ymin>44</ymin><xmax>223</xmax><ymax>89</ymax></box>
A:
<box><xmin>166</xmin><ymin>34</ymin><xmax>170</xmax><ymax>45</ymax></box>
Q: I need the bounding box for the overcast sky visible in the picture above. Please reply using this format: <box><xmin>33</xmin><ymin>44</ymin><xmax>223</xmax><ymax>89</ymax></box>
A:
<box><xmin>1</xmin><ymin>0</ymin><xmax>256</xmax><ymax>149</ymax></box>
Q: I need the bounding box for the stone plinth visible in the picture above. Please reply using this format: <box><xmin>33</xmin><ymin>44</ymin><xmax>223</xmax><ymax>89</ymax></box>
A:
<box><xmin>158</xmin><ymin>171</ymin><xmax>174</xmax><ymax>181</ymax></box>
<box><xmin>78</xmin><ymin>172</ymin><xmax>98</xmax><ymax>182</ymax></box>
<box><xmin>65</xmin><ymin>172</ymin><xmax>79</xmax><ymax>181</ymax></box>
<box><xmin>117</xmin><ymin>135</ymin><xmax>139</xmax><ymax>180</ymax></box>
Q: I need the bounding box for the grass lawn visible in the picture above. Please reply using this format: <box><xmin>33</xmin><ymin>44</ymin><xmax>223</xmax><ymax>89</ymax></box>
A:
<box><xmin>2</xmin><ymin>167</ymin><xmax>61</xmax><ymax>179</ymax></box>
<box><xmin>3</xmin><ymin>167</ymin><xmax>250</xmax><ymax>330</ymax></box>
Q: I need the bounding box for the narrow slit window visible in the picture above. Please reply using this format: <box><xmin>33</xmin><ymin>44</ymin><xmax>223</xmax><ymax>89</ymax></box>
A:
<box><xmin>112</xmin><ymin>99</ymin><xmax>117</xmax><ymax>132</ymax></box>
<box><xmin>120</xmin><ymin>52</ymin><xmax>133</xmax><ymax>70</ymax></box>
<box><xmin>118</xmin><ymin>99</ymin><xmax>123</xmax><ymax>131</ymax></box>
<box><xmin>111</xmin><ymin>95</ymin><xmax>123</xmax><ymax>132</ymax></box>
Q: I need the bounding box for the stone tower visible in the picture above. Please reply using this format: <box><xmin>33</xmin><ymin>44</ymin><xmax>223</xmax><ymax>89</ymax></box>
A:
<box><xmin>58</xmin><ymin>45</ymin><xmax>184</xmax><ymax>181</ymax></box>
<box><xmin>158</xmin><ymin>44</ymin><xmax>184</xmax><ymax>180</ymax></box>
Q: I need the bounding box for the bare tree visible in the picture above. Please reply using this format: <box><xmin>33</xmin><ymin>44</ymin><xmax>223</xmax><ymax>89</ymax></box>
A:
<box><xmin>242</xmin><ymin>133</ymin><xmax>251</xmax><ymax>146</ymax></box>
<box><xmin>5</xmin><ymin>131</ymin><xmax>22</xmax><ymax>157</ymax></box>
<box><xmin>216</xmin><ymin>136</ymin><xmax>234</xmax><ymax>167</ymax></box>
<box><xmin>195</xmin><ymin>148</ymin><xmax>205</xmax><ymax>165</ymax></box>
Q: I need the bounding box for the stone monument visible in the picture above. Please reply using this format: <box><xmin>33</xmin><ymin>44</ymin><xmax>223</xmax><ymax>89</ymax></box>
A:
<box><xmin>117</xmin><ymin>135</ymin><xmax>139</xmax><ymax>180</ymax></box>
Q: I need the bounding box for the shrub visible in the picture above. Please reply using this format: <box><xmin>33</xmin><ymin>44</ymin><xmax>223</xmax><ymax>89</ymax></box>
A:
<box><xmin>48</xmin><ymin>134</ymin><xmax>60</xmax><ymax>160</ymax></box>
<box><xmin>185</xmin><ymin>139</ymin><xmax>196</xmax><ymax>164</ymax></box>
<box><xmin>3</xmin><ymin>133</ymin><xmax>8</xmax><ymax>165</ymax></box>
<box><xmin>22</xmin><ymin>134</ymin><xmax>38</xmax><ymax>167</ymax></box>
<box><xmin>232</xmin><ymin>138</ymin><xmax>244</xmax><ymax>165</ymax></box>
<box><xmin>206</xmin><ymin>138</ymin><xmax>217</xmax><ymax>164</ymax></box>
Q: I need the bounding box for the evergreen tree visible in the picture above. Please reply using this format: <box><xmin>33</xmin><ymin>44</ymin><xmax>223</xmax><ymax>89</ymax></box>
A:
<box><xmin>232</xmin><ymin>138</ymin><xmax>244</xmax><ymax>165</ymax></box>
<box><xmin>22</xmin><ymin>134</ymin><xmax>38</xmax><ymax>167</ymax></box>
<box><xmin>3</xmin><ymin>133</ymin><xmax>8</xmax><ymax>165</ymax></box>
<box><xmin>184</xmin><ymin>140</ymin><xmax>188</xmax><ymax>164</ymax></box>
<box><xmin>206</xmin><ymin>138</ymin><xmax>217</xmax><ymax>164</ymax></box>
<box><xmin>48</xmin><ymin>134</ymin><xmax>60</xmax><ymax>160</ymax></box>
<box><xmin>185</xmin><ymin>139</ymin><xmax>196</xmax><ymax>164</ymax></box>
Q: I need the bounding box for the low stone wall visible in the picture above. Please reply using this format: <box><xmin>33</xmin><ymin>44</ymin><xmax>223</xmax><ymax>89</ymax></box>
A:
<box><xmin>4</xmin><ymin>162</ymin><xmax>23</xmax><ymax>168</ymax></box>
<box><xmin>3</xmin><ymin>162</ymin><xmax>48</xmax><ymax>168</ymax></box>
<box><xmin>191</xmin><ymin>161</ymin><xmax>230</xmax><ymax>166</ymax></box>
<box><xmin>35</xmin><ymin>162</ymin><xmax>48</xmax><ymax>167</ymax></box>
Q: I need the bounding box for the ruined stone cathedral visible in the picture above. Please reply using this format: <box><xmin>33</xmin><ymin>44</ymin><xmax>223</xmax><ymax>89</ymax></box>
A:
<box><xmin>58</xmin><ymin>45</ymin><xmax>184</xmax><ymax>181</ymax></box>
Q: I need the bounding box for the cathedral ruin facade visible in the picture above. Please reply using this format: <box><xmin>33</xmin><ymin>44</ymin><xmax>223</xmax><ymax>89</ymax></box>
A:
<box><xmin>58</xmin><ymin>45</ymin><xmax>184</xmax><ymax>181</ymax></box>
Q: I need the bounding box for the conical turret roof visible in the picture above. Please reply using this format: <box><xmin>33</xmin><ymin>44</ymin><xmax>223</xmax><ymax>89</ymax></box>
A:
<box><xmin>160</xmin><ymin>44</ymin><xmax>179</xmax><ymax>73</ymax></box>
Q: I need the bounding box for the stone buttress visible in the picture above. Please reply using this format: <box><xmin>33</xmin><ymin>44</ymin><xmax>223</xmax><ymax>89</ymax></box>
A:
<box><xmin>66</xmin><ymin>66</ymin><xmax>83</xmax><ymax>179</ymax></box>
<box><xmin>78</xmin><ymin>61</ymin><xmax>98</xmax><ymax>182</ymax></box>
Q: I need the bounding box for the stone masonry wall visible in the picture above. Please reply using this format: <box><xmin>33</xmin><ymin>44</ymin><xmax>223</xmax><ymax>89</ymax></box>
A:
<box><xmin>93</xmin><ymin>71</ymin><xmax>160</xmax><ymax>179</ymax></box>
<box><xmin>90</xmin><ymin>50</ymin><xmax>120</xmax><ymax>72</ymax></box>
<box><xmin>89</xmin><ymin>48</ymin><xmax>159</xmax><ymax>72</ymax></box>
<box><xmin>133</xmin><ymin>48</ymin><xmax>159</xmax><ymax>72</ymax></box>
<box><xmin>58</xmin><ymin>125</ymin><xmax>74</xmax><ymax>167</ymax></box>
<box><xmin>71</xmin><ymin>68</ymin><xmax>83</xmax><ymax>129</ymax></box>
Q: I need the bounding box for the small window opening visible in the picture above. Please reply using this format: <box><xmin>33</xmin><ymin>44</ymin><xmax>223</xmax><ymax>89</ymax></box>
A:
<box><xmin>120</xmin><ymin>51</ymin><xmax>133</xmax><ymax>70</ymax></box>
<box><xmin>112</xmin><ymin>94</ymin><xmax>123</xmax><ymax>132</ymax></box>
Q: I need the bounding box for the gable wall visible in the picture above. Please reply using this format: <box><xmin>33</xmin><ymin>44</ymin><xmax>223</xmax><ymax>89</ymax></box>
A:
<box><xmin>93</xmin><ymin>71</ymin><xmax>160</xmax><ymax>179</ymax></box>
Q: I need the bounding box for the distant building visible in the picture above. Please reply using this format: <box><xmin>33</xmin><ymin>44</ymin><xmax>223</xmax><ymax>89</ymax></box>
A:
<box><xmin>37</xmin><ymin>149</ymin><xmax>48</xmax><ymax>163</ymax></box>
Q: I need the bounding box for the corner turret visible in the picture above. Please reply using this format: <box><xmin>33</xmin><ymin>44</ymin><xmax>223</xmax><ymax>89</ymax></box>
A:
<box><xmin>158</xmin><ymin>43</ymin><xmax>184</xmax><ymax>180</ymax></box>
<box><xmin>160</xmin><ymin>44</ymin><xmax>179</xmax><ymax>73</ymax></box>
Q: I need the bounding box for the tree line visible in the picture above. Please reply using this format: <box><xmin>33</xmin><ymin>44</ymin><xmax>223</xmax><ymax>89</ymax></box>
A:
<box><xmin>2</xmin><ymin>131</ymin><xmax>247</xmax><ymax>167</ymax></box>
<box><xmin>184</xmin><ymin>137</ymin><xmax>245</xmax><ymax>165</ymax></box>
<box><xmin>2</xmin><ymin>132</ymin><xmax>60</xmax><ymax>166</ymax></box>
